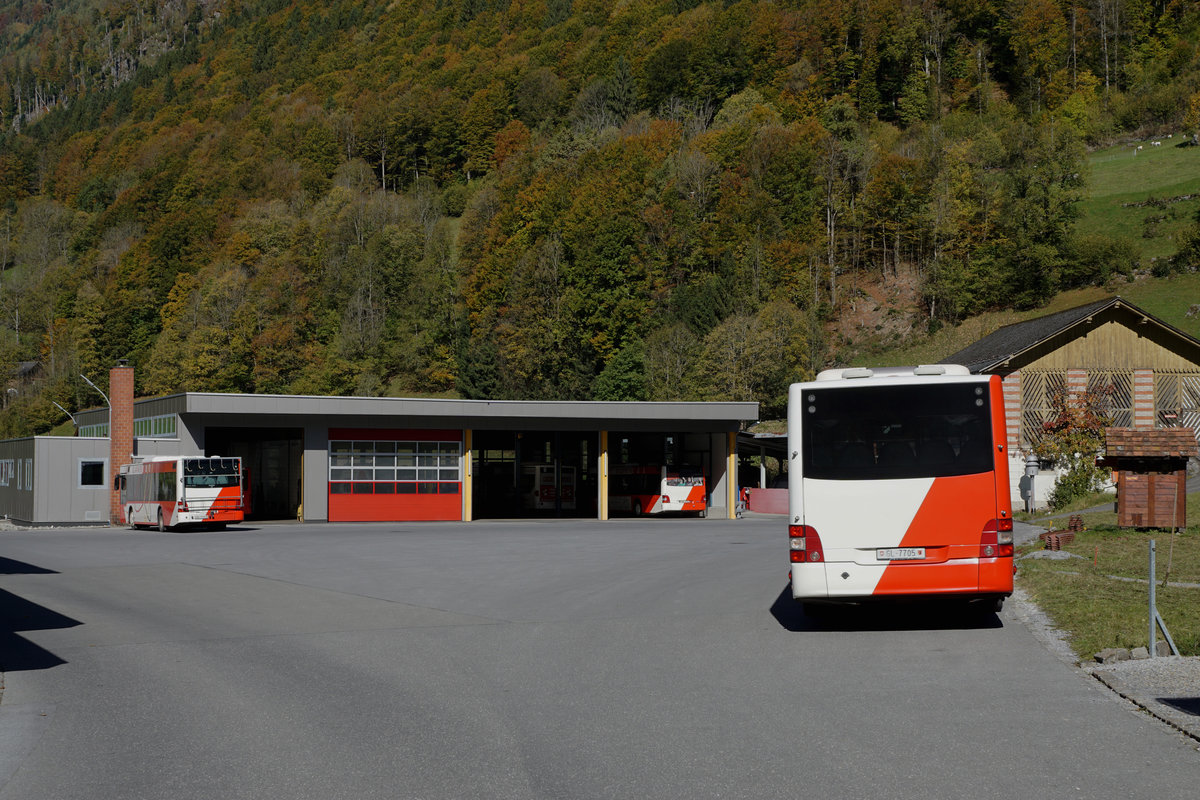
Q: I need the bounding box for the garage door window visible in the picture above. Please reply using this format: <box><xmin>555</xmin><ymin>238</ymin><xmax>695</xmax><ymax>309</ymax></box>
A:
<box><xmin>329</xmin><ymin>440</ymin><xmax>461</xmax><ymax>493</ymax></box>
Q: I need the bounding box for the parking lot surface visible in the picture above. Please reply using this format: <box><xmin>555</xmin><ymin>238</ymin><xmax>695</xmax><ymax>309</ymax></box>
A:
<box><xmin>2</xmin><ymin>518</ymin><xmax>1199</xmax><ymax>799</ymax></box>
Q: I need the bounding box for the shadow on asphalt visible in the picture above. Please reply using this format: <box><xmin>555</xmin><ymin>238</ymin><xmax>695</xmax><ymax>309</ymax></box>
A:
<box><xmin>140</xmin><ymin>524</ymin><xmax>261</xmax><ymax>534</ymax></box>
<box><xmin>1</xmin><ymin>558</ymin><xmax>76</xmax><ymax>673</ymax></box>
<box><xmin>1159</xmin><ymin>697</ymin><xmax>1200</xmax><ymax>716</ymax></box>
<box><xmin>770</xmin><ymin>586</ymin><xmax>1004</xmax><ymax>632</ymax></box>
<box><xmin>0</xmin><ymin>558</ymin><xmax>57</xmax><ymax>575</ymax></box>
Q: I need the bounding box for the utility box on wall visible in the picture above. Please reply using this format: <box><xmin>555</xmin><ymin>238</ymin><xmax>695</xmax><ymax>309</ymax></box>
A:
<box><xmin>1099</xmin><ymin>428</ymin><xmax>1197</xmax><ymax>529</ymax></box>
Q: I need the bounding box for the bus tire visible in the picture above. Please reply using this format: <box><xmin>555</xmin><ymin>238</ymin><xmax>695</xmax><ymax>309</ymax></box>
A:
<box><xmin>127</xmin><ymin>508</ymin><xmax>137</xmax><ymax>530</ymax></box>
<box><xmin>156</xmin><ymin>509</ymin><xmax>166</xmax><ymax>532</ymax></box>
<box><xmin>633</xmin><ymin>500</ymin><xmax>643</xmax><ymax>517</ymax></box>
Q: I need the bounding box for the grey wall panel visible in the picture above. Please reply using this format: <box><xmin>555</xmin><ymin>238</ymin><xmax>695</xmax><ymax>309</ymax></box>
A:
<box><xmin>36</xmin><ymin>438</ymin><xmax>110</xmax><ymax>525</ymax></box>
<box><xmin>135</xmin><ymin>395</ymin><xmax>187</xmax><ymax>418</ymax></box>
<box><xmin>710</xmin><ymin>432</ymin><xmax>730</xmax><ymax>517</ymax></box>
<box><xmin>134</xmin><ymin>438</ymin><xmax>202</xmax><ymax>458</ymax></box>
<box><xmin>178</xmin><ymin>418</ymin><xmax>204</xmax><ymax>452</ymax></box>
<box><xmin>303</xmin><ymin>426</ymin><xmax>329</xmax><ymax>522</ymax></box>
<box><xmin>0</xmin><ymin>438</ymin><xmax>35</xmax><ymax>523</ymax></box>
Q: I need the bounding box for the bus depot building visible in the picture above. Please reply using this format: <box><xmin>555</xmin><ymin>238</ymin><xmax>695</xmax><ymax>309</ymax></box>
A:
<box><xmin>0</xmin><ymin>374</ymin><xmax>757</xmax><ymax>526</ymax></box>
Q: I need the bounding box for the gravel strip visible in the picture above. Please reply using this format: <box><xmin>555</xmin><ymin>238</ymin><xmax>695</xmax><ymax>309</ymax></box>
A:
<box><xmin>1013</xmin><ymin>518</ymin><xmax>1200</xmax><ymax>743</ymax></box>
<box><xmin>1089</xmin><ymin>657</ymin><xmax>1200</xmax><ymax>741</ymax></box>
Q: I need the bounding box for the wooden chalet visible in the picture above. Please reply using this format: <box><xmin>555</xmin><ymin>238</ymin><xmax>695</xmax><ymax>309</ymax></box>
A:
<box><xmin>942</xmin><ymin>297</ymin><xmax>1200</xmax><ymax>507</ymax></box>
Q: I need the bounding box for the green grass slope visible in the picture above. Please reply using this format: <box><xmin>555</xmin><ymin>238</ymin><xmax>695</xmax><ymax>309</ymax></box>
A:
<box><xmin>859</xmin><ymin>138</ymin><xmax>1200</xmax><ymax>370</ymax></box>
<box><xmin>860</xmin><ymin>272</ymin><xmax>1200</xmax><ymax>369</ymax></box>
<box><xmin>1077</xmin><ymin>139</ymin><xmax>1200</xmax><ymax>263</ymax></box>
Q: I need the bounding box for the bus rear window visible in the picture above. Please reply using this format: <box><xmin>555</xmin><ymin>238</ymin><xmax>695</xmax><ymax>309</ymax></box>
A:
<box><xmin>183</xmin><ymin>474</ymin><xmax>240</xmax><ymax>487</ymax></box>
<box><xmin>801</xmin><ymin>383</ymin><xmax>994</xmax><ymax>480</ymax></box>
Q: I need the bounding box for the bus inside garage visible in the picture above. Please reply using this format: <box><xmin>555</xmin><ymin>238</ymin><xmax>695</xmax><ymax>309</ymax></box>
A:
<box><xmin>472</xmin><ymin>430</ymin><xmax>597</xmax><ymax>519</ymax></box>
<box><xmin>605</xmin><ymin>432</ymin><xmax>711</xmax><ymax>517</ymax></box>
<box><xmin>469</xmin><ymin>430</ymin><xmax>713</xmax><ymax>519</ymax></box>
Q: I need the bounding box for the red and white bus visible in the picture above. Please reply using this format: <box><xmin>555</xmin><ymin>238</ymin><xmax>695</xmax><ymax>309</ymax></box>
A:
<box><xmin>609</xmin><ymin>465</ymin><xmax>706</xmax><ymax>516</ymax></box>
<box><xmin>787</xmin><ymin>365</ymin><xmax>1013</xmax><ymax>610</ymax></box>
<box><xmin>120</xmin><ymin>456</ymin><xmax>245</xmax><ymax>531</ymax></box>
<box><xmin>522</xmin><ymin>465</ymin><xmax>577</xmax><ymax>511</ymax></box>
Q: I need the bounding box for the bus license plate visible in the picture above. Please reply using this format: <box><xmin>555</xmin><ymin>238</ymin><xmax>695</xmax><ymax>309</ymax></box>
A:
<box><xmin>877</xmin><ymin>547</ymin><xmax>925</xmax><ymax>561</ymax></box>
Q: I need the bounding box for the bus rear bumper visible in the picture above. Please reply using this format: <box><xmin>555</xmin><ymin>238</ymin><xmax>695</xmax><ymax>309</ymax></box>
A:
<box><xmin>176</xmin><ymin>511</ymin><xmax>245</xmax><ymax>526</ymax></box>
<box><xmin>792</xmin><ymin>558</ymin><xmax>1012</xmax><ymax>601</ymax></box>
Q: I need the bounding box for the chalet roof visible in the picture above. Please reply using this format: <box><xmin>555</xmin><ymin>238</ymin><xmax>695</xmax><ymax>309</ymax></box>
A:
<box><xmin>1105</xmin><ymin>427</ymin><xmax>1199</xmax><ymax>459</ymax></box>
<box><xmin>941</xmin><ymin>299</ymin><xmax>1114</xmax><ymax>372</ymax></box>
<box><xmin>939</xmin><ymin>297</ymin><xmax>1200</xmax><ymax>373</ymax></box>
<box><xmin>13</xmin><ymin>361</ymin><xmax>40</xmax><ymax>378</ymax></box>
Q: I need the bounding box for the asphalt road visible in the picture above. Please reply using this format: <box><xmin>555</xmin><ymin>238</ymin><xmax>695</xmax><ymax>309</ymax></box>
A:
<box><xmin>2</xmin><ymin>517</ymin><xmax>1198</xmax><ymax>799</ymax></box>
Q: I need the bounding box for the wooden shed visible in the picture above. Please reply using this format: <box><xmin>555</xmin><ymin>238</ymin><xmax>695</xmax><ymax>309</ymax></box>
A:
<box><xmin>1100</xmin><ymin>428</ymin><xmax>1198</xmax><ymax>529</ymax></box>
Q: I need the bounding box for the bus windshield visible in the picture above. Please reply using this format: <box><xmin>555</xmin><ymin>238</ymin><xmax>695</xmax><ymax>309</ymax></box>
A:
<box><xmin>801</xmin><ymin>383</ymin><xmax>994</xmax><ymax>480</ymax></box>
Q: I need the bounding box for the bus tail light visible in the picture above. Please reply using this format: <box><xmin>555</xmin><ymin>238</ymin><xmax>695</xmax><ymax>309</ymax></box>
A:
<box><xmin>789</xmin><ymin>525</ymin><xmax>824</xmax><ymax>563</ymax></box>
<box><xmin>981</xmin><ymin>519</ymin><xmax>1014</xmax><ymax>558</ymax></box>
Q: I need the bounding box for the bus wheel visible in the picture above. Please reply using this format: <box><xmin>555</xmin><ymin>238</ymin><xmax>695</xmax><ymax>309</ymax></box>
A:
<box><xmin>990</xmin><ymin>596</ymin><xmax>1004</xmax><ymax>614</ymax></box>
<box><xmin>156</xmin><ymin>509</ymin><xmax>166</xmax><ymax>532</ymax></box>
<box><xmin>127</xmin><ymin>508</ymin><xmax>137</xmax><ymax>530</ymax></box>
<box><xmin>633</xmin><ymin>500</ymin><xmax>643</xmax><ymax>516</ymax></box>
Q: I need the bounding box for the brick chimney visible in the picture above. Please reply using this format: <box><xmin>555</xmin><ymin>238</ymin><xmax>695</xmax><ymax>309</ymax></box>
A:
<box><xmin>109</xmin><ymin>361</ymin><xmax>135</xmax><ymax>524</ymax></box>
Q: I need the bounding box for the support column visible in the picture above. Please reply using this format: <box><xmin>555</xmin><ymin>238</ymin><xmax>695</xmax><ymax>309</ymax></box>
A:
<box><xmin>463</xmin><ymin>429</ymin><xmax>473</xmax><ymax>522</ymax></box>
<box><xmin>108</xmin><ymin>362</ymin><xmax>134</xmax><ymax>525</ymax></box>
<box><xmin>598</xmin><ymin>431</ymin><xmax>609</xmax><ymax>521</ymax></box>
<box><xmin>1133</xmin><ymin>369</ymin><xmax>1155</xmax><ymax>429</ymax></box>
<box><xmin>302</xmin><ymin>426</ymin><xmax>328</xmax><ymax>522</ymax></box>
<box><xmin>708</xmin><ymin>431</ymin><xmax>729</xmax><ymax>519</ymax></box>
<box><xmin>1001</xmin><ymin>370</ymin><xmax>1022</xmax><ymax>451</ymax></box>
<box><xmin>727</xmin><ymin>432</ymin><xmax>738</xmax><ymax>520</ymax></box>
<box><xmin>1067</xmin><ymin>368</ymin><xmax>1088</xmax><ymax>400</ymax></box>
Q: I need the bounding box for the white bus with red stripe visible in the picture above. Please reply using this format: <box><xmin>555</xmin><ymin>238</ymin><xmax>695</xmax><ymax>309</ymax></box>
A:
<box><xmin>609</xmin><ymin>465</ymin><xmax>706</xmax><ymax>516</ymax></box>
<box><xmin>119</xmin><ymin>456</ymin><xmax>245</xmax><ymax>531</ymax></box>
<box><xmin>787</xmin><ymin>365</ymin><xmax>1014</xmax><ymax>610</ymax></box>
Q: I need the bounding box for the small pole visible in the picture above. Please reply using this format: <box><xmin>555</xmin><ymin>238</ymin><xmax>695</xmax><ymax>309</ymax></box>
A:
<box><xmin>1149</xmin><ymin>539</ymin><xmax>1157</xmax><ymax>658</ymax></box>
<box><xmin>1163</xmin><ymin>480</ymin><xmax>1178</xmax><ymax>588</ymax></box>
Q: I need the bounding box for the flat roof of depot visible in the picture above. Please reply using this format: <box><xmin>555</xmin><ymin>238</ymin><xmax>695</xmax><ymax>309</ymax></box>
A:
<box><xmin>78</xmin><ymin>392</ymin><xmax>759</xmax><ymax>431</ymax></box>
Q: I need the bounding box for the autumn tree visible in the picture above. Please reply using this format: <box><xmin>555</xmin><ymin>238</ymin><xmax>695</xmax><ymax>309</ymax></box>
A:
<box><xmin>686</xmin><ymin>300</ymin><xmax>812</xmax><ymax>417</ymax></box>
<box><xmin>1006</xmin><ymin>0</ymin><xmax>1068</xmax><ymax>111</ymax></box>
<box><xmin>1033</xmin><ymin>383</ymin><xmax>1114</xmax><ymax>509</ymax></box>
<box><xmin>1186</xmin><ymin>90</ymin><xmax>1200</xmax><ymax>145</ymax></box>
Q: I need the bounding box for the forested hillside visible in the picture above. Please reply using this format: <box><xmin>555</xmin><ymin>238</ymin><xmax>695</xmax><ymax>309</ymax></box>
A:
<box><xmin>2</xmin><ymin>0</ymin><xmax>1199</xmax><ymax>435</ymax></box>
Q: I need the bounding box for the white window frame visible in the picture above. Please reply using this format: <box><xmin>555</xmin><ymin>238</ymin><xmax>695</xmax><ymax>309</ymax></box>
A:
<box><xmin>78</xmin><ymin>457</ymin><xmax>109</xmax><ymax>490</ymax></box>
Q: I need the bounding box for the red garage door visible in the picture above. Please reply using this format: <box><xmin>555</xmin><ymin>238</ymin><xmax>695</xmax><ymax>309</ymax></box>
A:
<box><xmin>328</xmin><ymin>429</ymin><xmax>462</xmax><ymax>522</ymax></box>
